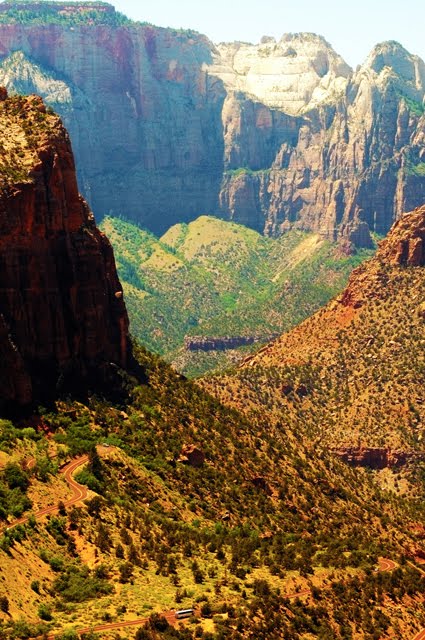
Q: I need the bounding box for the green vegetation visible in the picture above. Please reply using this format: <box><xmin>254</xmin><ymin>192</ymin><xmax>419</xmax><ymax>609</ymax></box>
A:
<box><xmin>0</xmin><ymin>94</ymin><xmax>62</xmax><ymax>192</ymax></box>
<box><xmin>0</xmin><ymin>462</ymin><xmax>32</xmax><ymax>519</ymax></box>
<box><xmin>405</xmin><ymin>160</ymin><xmax>425</xmax><ymax>177</ymax></box>
<box><xmin>0</xmin><ymin>342</ymin><xmax>424</xmax><ymax>638</ymax></box>
<box><xmin>224</xmin><ymin>167</ymin><xmax>271</xmax><ymax>178</ymax></box>
<box><xmin>205</xmin><ymin>258</ymin><xmax>425</xmax><ymax>518</ymax></box>
<box><xmin>101</xmin><ymin>215</ymin><xmax>374</xmax><ymax>376</ymax></box>
<box><xmin>400</xmin><ymin>94</ymin><xmax>425</xmax><ymax>117</ymax></box>
<box><xmin>0</xmin><ymin>1</ymin><xmax>132</xmax><ymax>27</ymax></box>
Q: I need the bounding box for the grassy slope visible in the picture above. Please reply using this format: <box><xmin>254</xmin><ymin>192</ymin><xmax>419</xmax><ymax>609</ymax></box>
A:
<box><xmin>101</xmin><ymin>215</ymin><xmax>374</xmax><ymax>376</ymax></box>
<box><xmin>0</xmin><ymin>345</ymin><xmax>424</xmax><ymax>639</ymax></box>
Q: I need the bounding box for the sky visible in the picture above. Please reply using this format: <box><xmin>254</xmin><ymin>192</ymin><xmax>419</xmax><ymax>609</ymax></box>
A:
<box><xmin>111</xmin><ymin>0</ymin><xmax>425</xmax><ymax>68</ymax></box>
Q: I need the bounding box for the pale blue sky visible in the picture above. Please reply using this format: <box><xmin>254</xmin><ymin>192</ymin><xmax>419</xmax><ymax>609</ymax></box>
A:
<box><xmin>111</xmin><ymin>0</ymin><xmax>425</xmax><ymax>68</ymax></box>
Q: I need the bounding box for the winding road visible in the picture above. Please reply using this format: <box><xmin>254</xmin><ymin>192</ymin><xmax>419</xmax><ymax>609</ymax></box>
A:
<box><xmin>0</xmin><ymin>455</ymin><xmax>88</xmax><ymax>534</ymax></box>
<box><xmin>2</xmin><ymin>460</ymin><xmax>422</xmax><ymax>639</ymax></box>
<box><xmin>377</xmin><ymin>557</ymin><xmax>397</xmax><ymax>573</ymax></box>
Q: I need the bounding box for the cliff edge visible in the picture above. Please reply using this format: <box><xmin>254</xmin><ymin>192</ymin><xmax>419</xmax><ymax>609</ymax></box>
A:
<box><xmin>0</xmin><ymin>90</ymin><xmax>131</xmax><ymax>410</ymax></box>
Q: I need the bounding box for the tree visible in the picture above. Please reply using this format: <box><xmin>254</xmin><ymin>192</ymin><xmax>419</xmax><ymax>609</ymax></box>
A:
<box><xmin>119</xmin><ymin>562</ymin><xmax>134</xmax><ymax>583</ymax></box>
<box><xmin>38</xmin><ymin>603</ymin><xmax>53</xmax><ymax>621</ymax></box>
<box><xmin>86</xmin><ymin>496</ymin><xmax>103</xmax><ymax>518</ymax></box>
<box><xmin>0</xmin><ymin>595</ymin><xmax>9</xmax><ymax>613</ymax></box>
<box><xmin>135</xmin><ymin>629</ymin><xmax>151</xmax><ymax>640</ymax></box>
<box><xmin>147</xmin><ymin>613</ymin><xmax>169</xmax><ymax>631</ymax></box>
<box><xmin>4</xmin><ymin>463</ymin><xmax>29</xmax><ymax>490</ymax></box>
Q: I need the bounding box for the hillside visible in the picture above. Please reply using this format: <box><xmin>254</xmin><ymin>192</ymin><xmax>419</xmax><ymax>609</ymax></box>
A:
<box><xmin>204</xmin><ymin>206</ymin><xmax>425</xmax><ymax>498</ymax></box>
<box><xmin>0</xmin><ymin>4</ymin><xmax>424</xmax><ymax>242</ymax></box>
<box><xmin>101</xmin><ymin>215</ymin><xmax>374</xmax><ymax>376</ymax></box>
<box><xmin>0</xmin><ymin>344</ymin><xmax>424</xmax><ymax>639</ymax></box>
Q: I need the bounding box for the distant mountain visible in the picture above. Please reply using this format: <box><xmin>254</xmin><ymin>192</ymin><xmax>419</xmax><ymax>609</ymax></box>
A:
<box><xmin>0</xmin><ymin>3</ymin><xmax>424</xmax><ymax>242</ymax></box>
<box><xmin>101</xmin><ymin>215</ymin><xmax>374</xmax><ymax>375</ymax></box>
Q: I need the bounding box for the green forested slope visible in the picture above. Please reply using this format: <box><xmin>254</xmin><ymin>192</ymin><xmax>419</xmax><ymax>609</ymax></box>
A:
<box><xmin>0</xmin><ymin>344</ymin><xmax>424</xmax><ymax>639</ymax></box>
<box><xmin>101</xmin><ymin>215</ymin><xmax>374</xmax><ymax>376</ymax></box>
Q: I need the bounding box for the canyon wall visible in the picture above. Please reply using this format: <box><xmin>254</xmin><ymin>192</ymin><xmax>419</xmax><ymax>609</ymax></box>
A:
<box><xmin>0</xmin><ymin>92</ymin><xmax>131</xmax><ymax>410</ymax></box>
<box><xmin>0</xmin><ymin>5</ymin><xmax>424</xmax><ymax>243</ymax></box>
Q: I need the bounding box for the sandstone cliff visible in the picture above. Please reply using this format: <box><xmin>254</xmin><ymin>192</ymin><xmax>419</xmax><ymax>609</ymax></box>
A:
<box><xmin>332</xmin><ymin>446</ymin><xmax>425</xmax><ymax>470</ymax></box>
<box><xmin>0</xmin><ymin>4</ymin><xmax>424</xmax><ymax>243</ymax></box>
<box><xmin>0</xmin><ymin>91</ymin><xmax>130</xmax><ymax>410</ymax></box>
<box><xmin>213</xmin><ymin>40</ymin><xmax>425</xmax><ymax>245</ymax></box>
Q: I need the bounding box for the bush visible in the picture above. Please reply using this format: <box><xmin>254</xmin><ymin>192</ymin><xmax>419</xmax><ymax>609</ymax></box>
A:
<box><xmin>0</xmin><ymin>595</ymin><xmax>9</xmax><ymax>613</ymax></box>
<box><xmin>53</xmin><ymin>565</ymin><xmax>113</xmax><ymax>602</ymax></box>
<box><xmin>4</xmin><ymin>463</ymin><xmax>29</xmax><ymax>490</ymax></box>
<box><xmin>38</xmin><ymin>603</ymin><xmax>53</xmax><ymax>621</ymax></box>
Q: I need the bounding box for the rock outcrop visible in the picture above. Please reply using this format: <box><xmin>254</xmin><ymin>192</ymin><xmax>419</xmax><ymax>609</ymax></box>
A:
<box><xmin>214</xmin><ymin>40</ymin><xmax>425</xmax><ymax>244</ymax></box>
<box><xmin>184</xmin><ymin>334</ymin><xmax>279</xmax><ymax>352</ymax></box>
<box><xmin>377</xmin><ymin>204</ymin><xmax>425</xmax><ymax>266</ymax></box>
<box><xmin>178</xmin><ymin>445</ymin><xmax>205</xmax><ymax>468</ymax></box>
<box><xmin>0</xmin><ymin>5</ymin><xmax>424</xmax><ymax>243</ymax></box>
<box><xmin>333</xmin><ymin>447</ymin><xmax>425</xmax><ymax>470</ymax></box>
<box><xmin>0</xmin><ymin>92</ymin><xmax>131</xmax><ymax>410</ymax></box>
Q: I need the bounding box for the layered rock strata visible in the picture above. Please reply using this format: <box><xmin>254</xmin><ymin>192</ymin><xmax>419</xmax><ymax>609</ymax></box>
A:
<box><xmin>184</xmin><ymin>334</ymin><xmax>279</xmax><ymax>352</ymax></box>
<box><xmin>0</xmin><ymin>6</ymin><xmax>424</xmax><ymax>243</ymax></box>
<box><xmin>0</xmin><ymin>92</ymin><xmax>131</xmax><ymax>410</ymax></box>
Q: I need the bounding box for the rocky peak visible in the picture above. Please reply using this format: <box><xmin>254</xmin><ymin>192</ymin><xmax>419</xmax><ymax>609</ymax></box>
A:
<box><xmin>356</xmin><ymin>41</ymin><xmax>425</xmax><ymax>98</ymax></box>
<box><xmin>209</xmin><ymin>33</ymin><xmax>351</xmax><ymax>115</ymax></box>
<box><xmin>365</xmin><ymin>41</ymin><xmax>422</xmax><ymax>80</ymax></box>
<box><xmin>377</xmin><ymin>204</ymin><xmax>425</xmax><ymax>266</ymax></box>
<box><xmin>0</xmin><ymin>93</ymin><xmax>131</xmax><ymax>410</ymax></box>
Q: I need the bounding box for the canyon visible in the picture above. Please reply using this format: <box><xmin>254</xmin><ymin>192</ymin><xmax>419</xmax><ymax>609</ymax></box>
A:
<box><xmin>0</xmin><ymin>3</ymin><xmax>424</xmax><ymax>244</ymax></box>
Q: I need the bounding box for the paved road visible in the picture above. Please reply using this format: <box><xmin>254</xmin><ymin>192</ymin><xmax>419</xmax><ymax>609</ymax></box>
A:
<box><xmin>46</xmin><ymin>610</ymin><xmax>182</xmax><ymax>639</ymax></box>
<box><xmin>0</xmin><ymin>455</ymin><xmax>88</xmax><ymax>533</ymax></box>
<box><xmin>413</xmin><ymin>630</ymin><xmax>425</xmax><ymax>640</ymax></box>
<box><xmin>2</xmin><ymin>461</ymin><xmax>410</xmax><ymax>639</ymax></box>
<box><xmin>378</xmin><ymin>557</ymin><xmax>397</xmax><ymax>572</ymax></box>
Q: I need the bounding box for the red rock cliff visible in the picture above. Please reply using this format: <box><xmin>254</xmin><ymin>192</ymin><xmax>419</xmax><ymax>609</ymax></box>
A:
<box><xmin>0</xmin><ymin>92</ymin><xmax>131</xmax><ymax>410</ymax></box>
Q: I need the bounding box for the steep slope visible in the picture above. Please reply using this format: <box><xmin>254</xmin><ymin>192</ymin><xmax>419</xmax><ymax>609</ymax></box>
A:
<box><xmin>0</xmin><ymin>3</ymin><xmax>226</xmax><ymax>234</ymax></box>
<box><xmin>0</xmin><ymin>4</ymin><xmax>424</xmax><ymax>242</ymax></box>
<box><xmin>0</xmin><ymin>346</ymin><xmax>424</xmax><ymax>639</ymax></box>
<box><xmin>0</xmin><ymin>89</ymin><xmax>130</xmax><ymax>411</ymax></box>
<box><xmin>215</xmin><ymin>40</ymin><xmax>425</xmax><ymax>243</ymax></box>
<box><xmin>101</xmin><ymin>215</ymin><xmax>374</xmax><ymax>375</ymax></box>
<box><xmin>205</xmin><ymin>206</ymin><xmax>425</xmax><ymax>467</ymax></box>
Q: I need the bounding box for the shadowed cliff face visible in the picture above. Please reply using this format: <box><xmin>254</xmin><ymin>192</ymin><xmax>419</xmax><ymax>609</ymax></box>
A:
<box><xmin>0</xmin><ymin>93</ymin><xmax>131</xmax><ymax>410</ymax></box>
<box><xmin>0</xmin><ymin>12</ymin><xmax>424</xmax><ymax>243</ymax></box>
<box><xmin>0</xmin><ymin>22</ymin><xmax>227</xmax><ymax>235</ymax></box>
